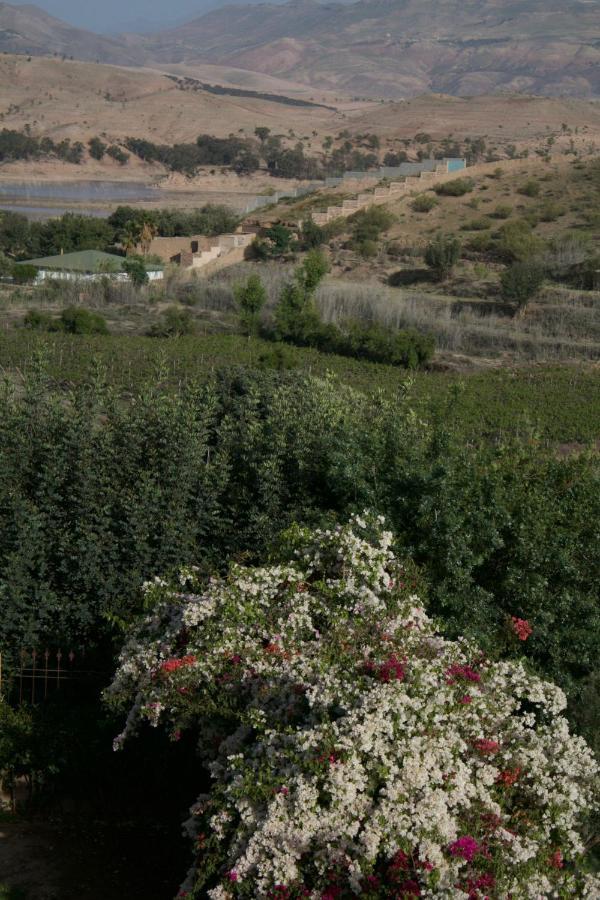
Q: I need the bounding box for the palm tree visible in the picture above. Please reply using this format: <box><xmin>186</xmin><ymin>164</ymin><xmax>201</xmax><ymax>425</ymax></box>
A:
<box><xmin>122</xmin><ymin>222</ymin><xmax>141</xmax><ymax>256</ymax></box>
<box><xmin>139</xmin><ymin>220</ymin><xmax>157</xmax><ymax>257</ymax></box>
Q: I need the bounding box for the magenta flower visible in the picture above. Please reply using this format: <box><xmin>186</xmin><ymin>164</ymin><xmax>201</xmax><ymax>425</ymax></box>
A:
<box><xmin>445</xmin><ymin>664</ymin><xmax>481</xmax><ymax>685</ymax></box>
<box><xmin>448</xmin><ymin>836</ymin><xmax>480</xmax><ymax>862</ymax></box>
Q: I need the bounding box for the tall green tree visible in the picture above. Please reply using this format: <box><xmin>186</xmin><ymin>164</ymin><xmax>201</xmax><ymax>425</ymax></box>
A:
<box><xmin>234</xmin><ymin>273</ymin><xmax>267</xmax><ymax>335</ymax></box>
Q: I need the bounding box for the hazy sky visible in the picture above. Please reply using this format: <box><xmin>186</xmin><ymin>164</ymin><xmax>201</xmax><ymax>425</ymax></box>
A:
<box><xmin>13</xmin><ymin>0</ymin><xmax>223</xmax><ymax>32</ymax></box>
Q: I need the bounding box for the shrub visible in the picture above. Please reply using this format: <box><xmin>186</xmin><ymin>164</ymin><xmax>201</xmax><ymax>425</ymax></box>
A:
<box><xmin>496</xmin><ymin>220</ymin><xmax>544</xmax><ymax>263</ymax></box>
<box><xmin>349</xmin><ymin>206</ymin><xmax>395</xmax><ymax>256</ymax></box>
<box><xmin>22</xmin><ymin>309</ymin><xmax>56</xmax><ymax>331</ymax></box>
<box><xmin>354</xmin><ymin>237</ymin><xmax>378</xmax><ymax>258</ymax></box>
<box><xmin>148</xmin><ymin>306</ymin><xmax>196</xmax><ymax>337</ymax></box>
<box><xmin>539</xmin><ymin>201</ymin><xmax>566</xmax><ymax>223</ymax></box>
<box><xmin>252</xmin><ymin>224</ymin><xmax>295</xmax><ymax>259</ymax></box>
<box><xmin>256</xmin><ymin>343</ymin><xmax>297</xmax><ymax>370</ymax></box>
<box><xmin>490</xmin><ymin>204</ymin><xmax>513</xmax><ymax>220</ymax></box>
<box><xmin>501</xmin><ymin>261</ymin><xmax>545</xmax><ymax>308</ymax></box>
<box><xmin>108</xmin><ymin>517</ymin><xmax>600</xmax><ymax>899</ymax></box>
<box><xmin>59</xmin><ymin>307</ymin><xmax>109</xmax><ymax>335</ymax></box>
<box><xmin>299</xmin><ymin>218</ymin><xmax>324</xmax><ymax>250</ymax></box>
<box><xmin>518</xmin><ymin>179</ymin><xmax>541</xmax><ymax>198</ymax></box>
<box><xmin>122</xmin><ymin>257</ymin><xmax>149</xmax><ymax>286</ymax></box>
<box><xmin>337</xmin><ymin>322</ymin><xmax>434</xmax><ymax>368</ymax></box>
<box><xmin>424</xmin><ymin>233</ymin><xmax>462</xmax><ymax>280</ymax></box>
<box><xmin>465</xmin><ymin>233</ymin><xmax>495</xmax><ymax>254</ymax></box>
<box><xmin>461</xmin><ymin>218</ymin><xmax>490</xmax><ymax>231</ymax></box>
<box><xmin>12</xmin><ymin>264</ymin><xmax>38</xmax><ymax>284</ymax></box>
<box><xmin>434</xmin><ymin>177</ymin><xmax>474</xmax><ymax>197</ymax></box>
<box><xmin>411</xmin><ymin>194</ymin><xmax>438</xmax><ymax>213</ymax></box>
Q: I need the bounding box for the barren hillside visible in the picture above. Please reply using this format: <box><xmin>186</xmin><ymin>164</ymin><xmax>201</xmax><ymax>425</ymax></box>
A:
<box><xmin>0</xmin><ymin>54</ymin><xmax>341</xmax><ymax>147</ymax></box>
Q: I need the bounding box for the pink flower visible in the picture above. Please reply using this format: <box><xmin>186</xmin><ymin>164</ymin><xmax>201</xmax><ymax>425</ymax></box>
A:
<box><xmin>227</xmin><ymin>870</ymin><xmax>239</xmax><ymax>882</ymax></box>
<box><xmin>459</xmin><ymin>695</ymin><xmax>472</xmax><ymax>705</ymax></box>
<box><xmin>448</xmin><ymin>836</ymin><xmax>481</xmax><ymax>862</ymax></box>
<box><xmin>472</xmin><ymin>738</ymin><xmax>500</xmax><ymax>755</ymax></box>
<box><xmin>511</xmin><ymin>617</ymin><xmax>533</xmax><ymax>641</ymax></box>
<box><xmin>549</xmin><ymin>850</ymin><xmax>564</xmax><ymax>869</ymax></box>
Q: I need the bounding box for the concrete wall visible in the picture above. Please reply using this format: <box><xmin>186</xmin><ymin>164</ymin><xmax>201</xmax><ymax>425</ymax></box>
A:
<box><xmin>308</xmin><ymin>158</ymin><xmax>521</xmax><ymax>228</ymax></box>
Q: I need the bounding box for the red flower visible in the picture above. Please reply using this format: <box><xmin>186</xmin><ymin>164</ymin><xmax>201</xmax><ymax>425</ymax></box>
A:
<box><xmin>159</xmin><ymin>654</ymin><xmax>197</xmax><ymax>674</ymax></box>
<box><xmin>511</xmin><ymin>617</ymin><xmax>533</xmax><ymax>641</ymax></box>
<box><xmin>379</xmin><ymin>654</ymin><xmax>406</xmax><ymax>683</ymax></box>
<box><xmin>497</xmin><ymin>766</ymin><xmax>521</xmax><ymax>787</ymax></box>
<box><xmin>459</xmin><ymin>694</ymin><xmax>472</xmax><ymax>705</ymax></box>
<box><xmin>396</xmin><ymin>881</ymin><xmax>421</xmax><ymax>897</ymax></box>
<box><xmin>321</xmin><ymin>888</ymin><xmax>341</xmax><ymax>900</ymax></box>
<box><xmin>389</xmin><ymin>849</ymin><xmax>410</xmax><ymax>871</ymax></box>
<box><xmin>365</xmin><ymin>655</ymin><xmax>406</xmax><ymax>683</ymax></box>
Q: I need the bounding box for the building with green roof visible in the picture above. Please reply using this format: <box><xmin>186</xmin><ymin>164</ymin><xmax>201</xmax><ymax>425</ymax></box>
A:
<box><xmin>15</xmin><ymin>250</ymin><xmax>164</xmax><ymax>283</ymax></box>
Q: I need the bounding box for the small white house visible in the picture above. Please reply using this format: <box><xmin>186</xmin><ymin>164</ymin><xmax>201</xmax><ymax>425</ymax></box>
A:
<box><xmin>16</xmin><ymin>250</ymin><xmax>164</xmax><ymax>283</ymax></box>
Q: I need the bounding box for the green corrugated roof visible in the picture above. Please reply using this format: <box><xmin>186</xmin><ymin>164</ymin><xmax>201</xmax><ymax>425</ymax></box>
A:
<box><xmin>16</xmin><ymin>250</ymin><xmax>163</xmax><ymax>272</ymax></box>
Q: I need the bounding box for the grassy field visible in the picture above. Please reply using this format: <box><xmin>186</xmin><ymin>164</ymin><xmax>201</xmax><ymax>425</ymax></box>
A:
<box><xmin>1</xmin><ymin>330</ymin><xmax>598</xmax><ymax>445</ymax></box>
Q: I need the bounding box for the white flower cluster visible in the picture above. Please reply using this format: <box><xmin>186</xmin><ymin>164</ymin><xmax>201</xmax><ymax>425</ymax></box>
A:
<box><xmin>108</xmin><ymin>515</ymin><xmax>599</xmax><ymax>899</ymax></box>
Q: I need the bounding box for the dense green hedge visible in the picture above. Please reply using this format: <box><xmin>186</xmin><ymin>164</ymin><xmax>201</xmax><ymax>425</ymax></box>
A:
<box><xmin>0</xmin><ymin>369</ymin><xmax>598</xmax><ymax>725</ymax></box>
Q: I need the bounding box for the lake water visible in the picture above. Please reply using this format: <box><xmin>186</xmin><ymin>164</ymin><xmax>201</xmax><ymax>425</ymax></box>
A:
<box><xmin>0</xmin><ymin>180</ymin><xmax>161</xmax><ymax>201</ymax></box>
<box><xmin>0</xmin><ymin>179</ymin><xmax>162</xmax><ymax>219</ymax></box>
<box><xmin>0</xmin><ymin>178</ymin><xmax>280</xmax><ymax>218</ymax></box>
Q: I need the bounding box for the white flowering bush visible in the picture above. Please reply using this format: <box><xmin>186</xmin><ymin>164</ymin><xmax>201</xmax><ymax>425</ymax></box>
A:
<box><xmin>107</xmin><ymin>516</ymin><xmax>599</xmax><ymax>899</ymax></box>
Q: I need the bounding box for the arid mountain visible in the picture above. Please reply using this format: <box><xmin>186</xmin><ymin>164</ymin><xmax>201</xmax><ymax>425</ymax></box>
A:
<box><xmin>0</xmin><ymin>2</ymin><xmax>133</xmax><ymax>63</ymax></box>
<box><xmin>1</xmin><ymin>0</ymin><xmax>599</xmax><ymax>100</ymax></box>
<box><xmin>142</xmin><ymin>0</ymin><xmax>600</xmax><ymax>99</ymax></box>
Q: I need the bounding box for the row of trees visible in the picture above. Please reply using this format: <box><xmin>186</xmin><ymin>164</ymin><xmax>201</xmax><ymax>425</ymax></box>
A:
<box><xmin>0</xmin><ymin>129</ymin><xmax>129</xmax><ymax>166</ymax></box>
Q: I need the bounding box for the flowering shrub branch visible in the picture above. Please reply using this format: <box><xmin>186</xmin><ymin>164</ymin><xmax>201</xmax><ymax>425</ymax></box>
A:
<box><xmin>107</xmin><ymin>515</ymin><xmax>599</xmax><ymax>899</ymax></box>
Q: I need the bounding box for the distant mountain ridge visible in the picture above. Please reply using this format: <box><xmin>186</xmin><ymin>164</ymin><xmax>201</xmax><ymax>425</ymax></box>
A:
<box><xmin>1</xmin><ymin>0</ymin><xmax>599</xmax><ymax>99</ymax></box>
<box><xmin>0</xmin><ymin>2</ymin><xmax>134</xmax><ymax>62</ymax></box>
